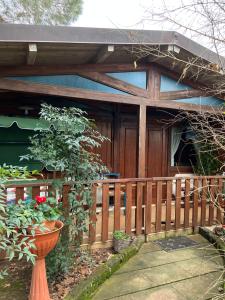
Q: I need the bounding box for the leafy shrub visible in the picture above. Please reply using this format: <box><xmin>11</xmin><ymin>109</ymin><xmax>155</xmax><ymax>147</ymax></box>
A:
<box><xmin>21</xmin><ymin>104</ymin><xmax>108</xmax><ymax>280</ymax></box>
<box><xmin>113</xmin><ymin>231</ymin><xmax>130</xmax><ymax>240</ymax></box>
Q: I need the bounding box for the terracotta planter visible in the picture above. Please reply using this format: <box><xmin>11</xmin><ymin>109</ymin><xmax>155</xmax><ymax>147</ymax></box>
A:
<box><xmin>43</xmin><ymin>220</ymin><xmax>56</xmax><ymax>231</ymax></box>
<box><xmin>26</xmin><ymin>220</ymin><xmax>63</xmax><ymax>300</ymax></box>
<box><xmin>28</xmin><ymin>220</ymin><xmax>56</xmax><ymax>235</ymax></box>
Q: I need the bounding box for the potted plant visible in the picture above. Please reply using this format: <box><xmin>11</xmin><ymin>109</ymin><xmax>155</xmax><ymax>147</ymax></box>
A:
<box><xmin>34</xmin><ymin>195</ymin><xmax>62</xmax><ymax>232</ymax></box>
<box><xmin>6</xmin><ymin>194</ymin><xmax>63</xmax><ymax>300</ymax></box>
<box><xmin>113</xmin><ymin>231</ymin><xmax>131</xmax><ymax>253</ymax></box>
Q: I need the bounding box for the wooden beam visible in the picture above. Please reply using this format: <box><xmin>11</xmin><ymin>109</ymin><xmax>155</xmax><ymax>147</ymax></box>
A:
<box><xmin>27</xmin><ymin>43</ymin><xmax>37</xmax><ymax>65</ymax></box>
<box><xmin>0</xmin><ymin>78</ymin><xmax>219</xmax><ymax>113</ymax></box>
<box><xmin>92</xmin><ymin>45</ymin><xmax>115</xmax><ymax>63</ymax></box>
<box><xmin>160</xmin><ymin>89</ymin><xmax>204</xmax><ymax>100</ymax></box>
<box><xmin>147</xmin><ymin>66</ymin><xmax>161</xmax><ymax>100</ymax></box>
<box><xmin>77</xmin><ymin>71</ymin><xmax>149</xmax><ymax>98</ymax></box>
<box><xmin>148</xmin><ymin>100</ymin><xmax>221</xmax><ymax>113</ymax></box>
<box><xmin>0</xmin><ymin>78</ymin><xmax>146</xmax><ymax>106</ymax></box>
<box><xmin>0</xmin><ymin>63</ymin><xmax>148</xmax><ymax>77</ymax></box>
<box><xmin>138</xmin><ymin>105</ymin><xmax>147</xmax><ymax>178</ymax></box>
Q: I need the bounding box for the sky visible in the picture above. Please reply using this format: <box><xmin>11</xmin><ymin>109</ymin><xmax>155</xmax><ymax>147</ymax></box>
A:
<box><xmin>74</xmin><ymin>0</ymin><xmax>167</xmax><ymax>30</ymax></box>
<box><xmin>74</xmin><ymin>0</ymin><xmax>223</xmax><ymax>55</ymax></box>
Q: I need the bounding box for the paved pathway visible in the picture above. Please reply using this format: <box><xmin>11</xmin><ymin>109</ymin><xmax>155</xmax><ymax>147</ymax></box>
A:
<box><xmin>93</xmin><ymin>235</ymin><xmax>224</xmax><ymax>300</ymax></box>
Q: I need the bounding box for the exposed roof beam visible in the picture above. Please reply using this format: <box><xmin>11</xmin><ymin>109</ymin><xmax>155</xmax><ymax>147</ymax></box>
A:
<box><xmin>148</xmin><ymin>100</ymin><xmax>221</xmax><ymax>113</ymax></box>
<box><xmin>0</xmin><ymin>63</ymin><xmax>146</xmax><ymax>77</ymax></box>
<box><xmin>76</xmin><ymin>71</ymin><xmax>148</xmax><ymax>97</ymax></box>
<box><xmin>0</xmin><ymin>78</ymin><xmax>219</xmax><ymax>113</ymax></box>
<box><xmin>0</xmin><ymin>78</ymin><xmax>145</xmax><ymax>105</ymax></box>
<box><xmin>160</xmin><ymin>89</ymin><xmax>205</xmax><ymax>100</ymax></box>
<box><xmin>27</xmin><ymin>43</ymin><xmax>37</xmax><ymax>65</ymax></box>
<box><xmin>92</xmin><ymin>45</ymin><xmax>114</xmax><ymax>63</ymax></box>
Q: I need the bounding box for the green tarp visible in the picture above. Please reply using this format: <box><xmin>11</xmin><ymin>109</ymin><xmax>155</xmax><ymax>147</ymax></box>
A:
<box><xmin>0</xmin><ymin>116</ymin><xmax>50</xmax><ymax>130</ymax></box>
<box><xmin>0</xmin><ymin>116</ymin><xmax>51</xmax><ymax>171</ymax></box>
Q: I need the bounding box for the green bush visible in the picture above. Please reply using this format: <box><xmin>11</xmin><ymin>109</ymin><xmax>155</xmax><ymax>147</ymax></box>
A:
<box><xmin>113</xmin><ymin>231</ymin><xmax>130</xmax><ymax>240</ymax></box>
<box><xmin>22</xmin><ymin>104</ymin><xmax>108</xmax><ymax>280</ymax></box>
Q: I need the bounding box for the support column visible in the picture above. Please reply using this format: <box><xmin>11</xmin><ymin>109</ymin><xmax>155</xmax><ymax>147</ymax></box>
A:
<box><xmin>138</xmin><ymin>104</ymin><xmax>147</xmax><ymax>178</ymax></box>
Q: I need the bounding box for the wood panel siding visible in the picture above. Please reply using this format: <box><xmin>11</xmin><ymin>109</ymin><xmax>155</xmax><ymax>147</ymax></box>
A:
<box><xmin>119</xmin><ymin>125</ymin><xmax>138</xmax><ymax>178</ymax></box>
<box><xmin>94</xmin><ymin>119</ymin><xmax>113</xmax><ymax>170</ymax></box>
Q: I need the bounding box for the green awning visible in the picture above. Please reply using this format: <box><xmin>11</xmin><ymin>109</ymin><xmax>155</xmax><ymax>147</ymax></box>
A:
<box><xmin>0</xmin><ymin>116</ymin><xmax>50</xmax><ymax>130</ymax></box>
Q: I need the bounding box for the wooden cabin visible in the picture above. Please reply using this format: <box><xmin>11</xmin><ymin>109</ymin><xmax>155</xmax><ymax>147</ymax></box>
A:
<box><xmin>1</xmin><ymin>24</ymin><xmax>225</xmax><ymax>242</ymax></box>
<box><xmin>0</xmin><ymin>24</ymin><xmax>224</xmax><ymax>179</ymax></box>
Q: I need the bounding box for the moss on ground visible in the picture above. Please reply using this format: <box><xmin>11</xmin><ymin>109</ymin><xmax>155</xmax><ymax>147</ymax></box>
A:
<box><xmin>65</xmin><ymin>237</ymin><xmax>144</xmax><ymax>300</ymax></box>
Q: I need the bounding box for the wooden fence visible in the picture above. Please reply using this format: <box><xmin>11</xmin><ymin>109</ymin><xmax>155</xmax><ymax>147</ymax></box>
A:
<box><xmin>4</xmin><ymin>176</ymin><xmax>225</xmax><ymax>246</ymax></box>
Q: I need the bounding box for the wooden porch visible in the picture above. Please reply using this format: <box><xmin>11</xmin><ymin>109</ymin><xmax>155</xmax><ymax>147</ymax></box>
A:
<box><xmin>5</xmin><ymin>175</ymin><xmax>225</xmax><ymax>247</ymax></box>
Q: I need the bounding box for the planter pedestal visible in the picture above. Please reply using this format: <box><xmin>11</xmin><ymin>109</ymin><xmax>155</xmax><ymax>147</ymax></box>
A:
<box><xmin>29</xmin><ymin>259</ymin><xmax>50</xmax><ymax>300</ymax></box>
<box><xmin>27</xmin><ymin>220</ymin><xmax>63</xmax><ymax>300</ymax></box>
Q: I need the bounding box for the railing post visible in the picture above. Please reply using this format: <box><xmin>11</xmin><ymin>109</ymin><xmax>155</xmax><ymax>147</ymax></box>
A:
<box><xmin>16</xmin><ymin>187</ymin><xmax>24</xmax><ymax>203</ymax></box>
<box><xmin>166</xmin><ymin>180</ymin><xmax>172</xmax><ymax>231</ymax></box>
<box><xmin>125</xmin><ymin>182</ymin><xmax>132</xmax><ymax>235</ymax></box>
<box><xmin>102</xmin><ymin>183</ymin><xmax>109</xmax><ymax>242</ymax></box>
<box><xmin>184</xmin><ymin>178</ymin><xmax>190</xmax><ymax>229</ymax></box>
<box><xmin>209</xmin><ymin>178</ymin><xmax>215</xmax><ymax>226</ymax></box>
<box><xmin>89</xmin><ymin>184</ymin><xmax>97</xmax><ymax>243</ymax></box>
<box><xmin>192</xmin><ymin>178</ymin><xmax>199</xmax><ymax>232</ymax></box>
<box><xmin>201</xmin><ymin>178</ymin><xmax>207</xmax><ymax>226</ymax></box>
<box><xmin>175</xmin><ymin>179</ymin><xmax>181</xmax><ymax>230</ymax></box>
<box><xmin>136</xmin><ymin>182</ymin><xmax>143</xmax><ymax>235</ymax></box>
<box><xmin>145</xmin><ymin>180</ymin><xmax>153</xmax><ymax>235</ymax></box>
<box><xmin>156</xmin><ymin>181</ymin><xmax>162</xmax><ymax>232</ymax></box>
<box><xmin>114</xmin><ymin>183</ymin><xmax>121</xmax><ymax>231</ymax></box>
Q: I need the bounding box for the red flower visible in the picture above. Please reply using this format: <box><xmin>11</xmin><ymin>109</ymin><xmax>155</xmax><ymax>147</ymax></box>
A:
<box><xmin>35</xmin><ymin>195</ymin><xmax>47</xmax><ymax>204</ymax></box>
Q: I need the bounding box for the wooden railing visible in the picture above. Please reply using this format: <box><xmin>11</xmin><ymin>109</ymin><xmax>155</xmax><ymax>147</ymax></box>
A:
<box><xmin>88</xmin><ymin>176</ymin><xmax>225</xmax><ymax>244</ymax></box>
<box><xmin>3</xmin><ymin>176</ymin><xmax>225</xmax><ymax>246</ymax></box>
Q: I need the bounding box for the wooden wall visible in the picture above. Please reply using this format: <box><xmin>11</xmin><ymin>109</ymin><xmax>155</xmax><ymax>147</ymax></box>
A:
<box><xmin>93</xmin><ymin>106</ymin><xmax>170</xmax><ymax>179</ymax></box>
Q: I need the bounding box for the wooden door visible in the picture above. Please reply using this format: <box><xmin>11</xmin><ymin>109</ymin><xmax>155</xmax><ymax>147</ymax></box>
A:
<box><xmin>120</xmin><ymin>124</ymin><xmax>137</xmax><ymax>178</ymax></box>
<box><xmin>146</xmin><ymin>127</ymin><xmax>168</xmax><ymax>177</ymax></box>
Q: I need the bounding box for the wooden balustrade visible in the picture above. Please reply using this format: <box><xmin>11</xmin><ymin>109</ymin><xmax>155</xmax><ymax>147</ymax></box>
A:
<box><xmin>3</xmin><ymin>176</ymin><xmax>225</xmax><ymax>245</ymax></box>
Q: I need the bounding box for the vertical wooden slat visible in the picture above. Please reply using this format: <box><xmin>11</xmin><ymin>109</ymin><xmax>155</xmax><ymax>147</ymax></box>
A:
<box><xmin>192</xmin><ymin>178</ymin><xmax>199</xmax><ymax>230</ymax></box>
<box><xmin>62</xmin><ymin>184</ymin><xmax>71</xmax><ymax>238</ymax></box>
<box><xmin>16</xmin><ymin>187</ymin><xmax>24</xmax><ymax>203</ymax></box>
<box><xmin>89</xmin><ymin>184</ymin><xmax>97</xmax><ymax>243</ymax></box>
<box><xmin>136</xmin><ymin>182</ymin><xmax>143</xmax><ymax>235</ymax></box>
<box><xmin>32</xmin><ymin>186</ymin><xmax>41</xmax><ymax>199</ymax></box>
<box><xmin>217</xmin><ymin>178</ymin><xmax>222</xmax><ymax>224</ymax></box>
<box><xmin>114</xmin><ymin>183</ymin><xmax>121</xmax><ymax>231</ymax></box>
<box><xmin>125</xmin><ymin>182</ymin><xmax>132</xmax><ymax>234</ymax></box>
<box><xmin>138</xmin><ymin>105</ymin><xmax>146</xmax><ymax>178</ymax></box>
<box><xmin>184</xmin><ymin>179</ymin><xmax>190</xmax><ymax>228</ymax></box>
<box><xmin>209</xmin><ymin>178</ymin><xmax>215</xmax><ymax>226</ymax></box>
<box><xmin>156</xmin><ymin>181</ymin><xmax>162</xmax><ymax>232</ymax></box>
<box><xmin>166</xmin><ymin>180</ymin><xmax>172</xmax><ymax>231</ymax></box>
<box><xmin>201</xmin><ymin>178</ymin><xmax>207</xmax><ymax>226</ymax></box>
<box><xmin>62</xmin><ymin>184</ymin><xmax>71</xmax><ymax>211</ymax></box>
<box><xmin>175</xmin><ymin>179</ymin><xmax>181</xmax><ymax>230</ymax></box>
<box><xmin>102</xmin><ymin>183</ymin><xmax>109</xmax><ymax>242</ymax></box>
<box><xmin>145</xmin><ymin>180</ymin><xmax>153</xmax><ymax>235</ymax></box>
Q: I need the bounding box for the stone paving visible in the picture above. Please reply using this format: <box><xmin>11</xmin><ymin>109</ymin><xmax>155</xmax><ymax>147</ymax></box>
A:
<box><xmin>93</xmin><ymin>235</ymin><xmax>224</xmax><ymax>300</ymax></box>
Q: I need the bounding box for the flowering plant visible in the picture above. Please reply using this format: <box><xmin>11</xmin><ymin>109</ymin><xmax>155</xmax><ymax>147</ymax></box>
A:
<box><xmin>34</xmin><ymin>195</ymin><xmax>62</xmax><ymax>221</ymax></box>
<box><xmin>6</xmin><ymin>195</ymin><xmax>62</xmax><ymax>236</ymax></box>
<box><xmin>6</xmin><ymin>199</ymin><xmax>45</xmax><ymax>235</ymax></box>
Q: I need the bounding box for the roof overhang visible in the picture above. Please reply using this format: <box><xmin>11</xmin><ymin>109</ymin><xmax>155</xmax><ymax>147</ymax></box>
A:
<box><xmin>0</xmin><ymin>24</ymin><xmax>224</xmax><ymax>90</ymax></box>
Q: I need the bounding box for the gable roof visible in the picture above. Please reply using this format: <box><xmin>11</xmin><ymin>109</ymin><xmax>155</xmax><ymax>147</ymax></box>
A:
<box><xmin>0</xmin><ymin>24</ymin><xmax>224</xmax><ymax>91</ymax></box>
<box><xmin>0</xmin><ymin>23</ymin><xmax>224</xmax><ymax>66</ymax></box>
